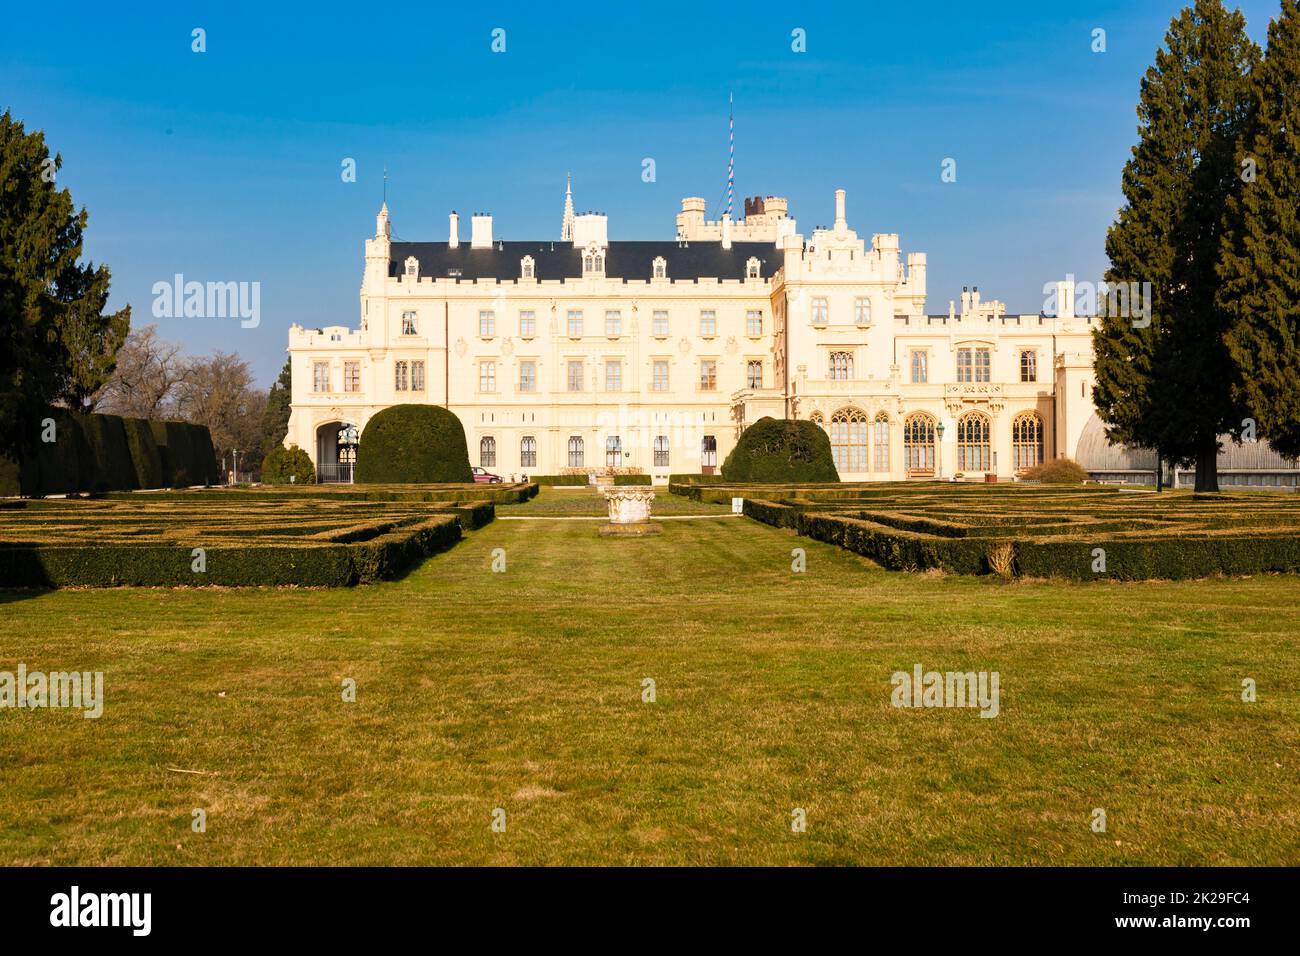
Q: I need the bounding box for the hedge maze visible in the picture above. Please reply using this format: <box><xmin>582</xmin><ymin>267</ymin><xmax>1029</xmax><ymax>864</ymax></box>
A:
<box><xmin>672</xmin><ymin>480</ymin><xmax>1300</xmax><ymax>581</ymax></box>
<box><xmin>0</xmin><ymin>483</ymin><xmax>534</xmax><ymax>588</ymax></box>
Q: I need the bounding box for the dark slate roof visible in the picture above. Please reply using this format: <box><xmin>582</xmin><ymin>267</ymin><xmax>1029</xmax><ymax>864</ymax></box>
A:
<box><xmin>389</xmin><ymin>240</ymin><xmax>778</xmax><ymax>282</ymax></box>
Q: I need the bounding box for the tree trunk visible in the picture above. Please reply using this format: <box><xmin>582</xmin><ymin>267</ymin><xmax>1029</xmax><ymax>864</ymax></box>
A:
<box><xmin>1193</xmin><ymin>436</ymin><xmax>1220</xmax><ymax>493</ymax></box>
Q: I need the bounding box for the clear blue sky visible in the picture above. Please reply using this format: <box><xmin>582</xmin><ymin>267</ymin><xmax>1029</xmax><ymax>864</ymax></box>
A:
<box><xmin>1</xmin><ymin>0</ymin><xmax>1283</xmax><ymax>386</ymax></box>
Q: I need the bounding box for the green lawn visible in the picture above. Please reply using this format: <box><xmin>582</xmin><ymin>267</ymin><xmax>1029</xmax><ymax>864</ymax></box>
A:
<box><xmin>1</xmin><ymin>498</ymin><xmax>1297</xmax><ymax>865</ymax></box>
<box><xmin>498</xmin><ymin>487</ymin><xmax>730</xmax><ymax>516</ymax></box>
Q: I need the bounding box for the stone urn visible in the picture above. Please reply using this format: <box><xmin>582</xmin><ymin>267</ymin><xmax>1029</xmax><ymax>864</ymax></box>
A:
<box><xmin>599</xmin><ymin>488</ymin><xmax>662</xmax><ymax>535</ymax></box>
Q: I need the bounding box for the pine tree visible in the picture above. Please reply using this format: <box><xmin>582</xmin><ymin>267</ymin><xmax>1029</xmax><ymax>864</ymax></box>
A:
<box><xmin>0</xmin><ymin>110</ymin><xmax>130</xmax><ymax>454</ymax></box>
<box><xmin>1219</xmin><ymin>0</ymin><xmax>1300</xmax><ymax>460</ymax></box>
<box><xmin>1094</xmin><ymin>1</ymin><xmax>1260</xmax><ymax>491</ymax></box>
<box><xmin>260</xmin><ymin>358</ymin><xmax>293</xmax><ymax>458</ymax></box>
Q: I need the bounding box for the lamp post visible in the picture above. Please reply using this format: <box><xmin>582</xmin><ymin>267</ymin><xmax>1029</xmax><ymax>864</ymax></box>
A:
<box><xmin>935</xmin><ymin>421</ymin><xmax>945</xmax><ymax>480</ymax></box>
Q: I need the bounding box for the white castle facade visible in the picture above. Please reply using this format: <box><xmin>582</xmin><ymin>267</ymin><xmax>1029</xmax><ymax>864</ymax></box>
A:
<box><xmin>286</xmin><ymin>181</ymin><xmax>1102</xmax><ymax>482</ymax></box>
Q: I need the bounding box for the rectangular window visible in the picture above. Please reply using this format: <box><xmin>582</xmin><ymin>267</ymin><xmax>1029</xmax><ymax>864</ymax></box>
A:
<box><xmin>812</xmin><ymin>298</ymin><xmax>828</xmax><ymax>325</ymax></box>
<box><xmin>343</xmin><ymin>361</ymin><xmax>360</xmax><ymax>393</ymax></box>
<box><xmin>699</xmin><ymin>359</ymin><xmax>717</xmax><ymax>391</ymax></box>
<box><xmin>401</xmin><ymin>312</ymin><xmax>417</xmax><ymax>335</ymax></box>
<box><xmin>479</xmin><ymin>361</ymin><xmax>496</xmax><ymax>392</ymax></box>
<box><xmin>313</xmin><ymin>361</ymin><xmax>330</xmax><ymax>393</ymax></box>
<box><xmin>746</xmin><ymin>310</ymin><xmax>763</xmax><ymax>337</ymax></box>
<box><xmin>567</xmin><ymin>310</ymin><xmax>583</xmax><ymax>337</ymax></box>
<box><xmin>1020</xmin><ymin>349</ymin><xmax>1037</xmax><ymax>382</ymax></box>
<box><xmin>519</xmin><ymin>311</ymin><xmax>536</xmax><ymax>339</ymax></box>
<box><xmin>957</xmin><ymin>348</ymin><xmax>973</xmax><ymax>383</ymax></box>
<box><xmin>567</xmin><ymin>361</ymin><xmax>583</xmax><ymax>392</ymax></box>
<box><xmin>702</xmin><ymin>435</ymin><xmax>718</xmax><ymax>468</ymax></box>
<box><xmin>854</xmin><ymin>298</ymin><xmax>872</xmax><ymax>325</ymax></box>
<box><xmin>699</xmin><ymin>311</ymin><xmax>716</xmax><ymax>338</ymax></box>
<box><xmin>519</xmin><ymin>360</ymin><xmax>536</xmax><ymax>392</ymax></box>
<box><xmin>605</xmin><ymin>360</ymin><xmax>622</xmax><ymax>391</ymax></box>
<box><xmin>605</xmin><ymin>311</ymin><xmax>622</xmax><ymax>337</ymax></box>
<box><xmin>747</xmin><ymin>360</ymin><xmax>763</xmax><ymax>389</ymax></box>
<box><xmin>652</xmin><ymin>360</ymin><xmax>669</xmax><ymax>392</ymax></box>
<box><xmin>606</xmin><ymin>435</ymin><xmax>622</xmax><ymax>467</ymax></box>
<box><xmin>411</xmin><ymin>360</ymin><xmax>425</xmax><ymax>392</ymax></box>
<box><xmin>393</xmin><ymin>361</ymin><xmax>407</xmax><ymax>391</ymax></box>
<box><xmin>520</xmin><ymin>437</ymin><xmax>537</xmax><ymax>468</ymax></box>
<box><xmin>652</xmin><ymin>311</ymin><xmax>669</xmax><ymax>337</ymax></box>
<box><xmin>653</xmin><ymin>436</ymin><xmax>670</xmax><ymax>467</ymax></box>
<box><xmin>568</xmin><ymin>436</ymin><xmax>584</xmax><ymax>468</ymax></box>
<box><xmin>975</xmin><ymin>347</ymin><xmax>991</xmax><ymax>383</ymax></box>
<box><xmin>910</xmin><ymin>350</ymin><xmax>928</xmax><ymax>384</ymax></box>
<box><xmin>479</xmin><ymin>311</ymin><xmax>495</xmax><ymax>337</ymax></box>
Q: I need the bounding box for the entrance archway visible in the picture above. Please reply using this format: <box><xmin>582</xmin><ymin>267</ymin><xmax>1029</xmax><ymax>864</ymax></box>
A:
<box><xmin>316</xmin><ymin>421</ymin><xmax>358</xmax><ymax>482</ymax></box>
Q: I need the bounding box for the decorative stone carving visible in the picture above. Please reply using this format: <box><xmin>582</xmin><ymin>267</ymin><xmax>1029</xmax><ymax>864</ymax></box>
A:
<box><xmin>454</xmin><ymin>337</ymin><xmax>467</xmax><ymax>357</ymax></box>
<box><xmin>501</xmin><ymin>337</ymin><xmax>514</xmax><ymax>356</ymax></box>
<box><xmin>725</xmin><ymin>336</ymin><xmax>738</xmax><ymax>355</ymax></box>
<box><xmin>678</xmin><ymin>337</ymin><xmax>691</xmax><ymax>354</ymax></box>
<box><xmin>605</xmin><ymin>488</ymin><xmax>655</xmax><ymax>524</ymax></box>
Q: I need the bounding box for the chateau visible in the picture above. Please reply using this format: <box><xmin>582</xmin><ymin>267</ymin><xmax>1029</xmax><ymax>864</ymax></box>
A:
<box><xmin>286</xmin><ymin>181</ymin><xmax>1102</xmax><ymax>482</ymax></box>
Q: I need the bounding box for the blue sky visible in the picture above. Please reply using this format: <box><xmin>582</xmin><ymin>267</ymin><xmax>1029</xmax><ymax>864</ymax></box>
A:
<box><xmin>1</xmin><ymin>0</ymin><xmax>1283</xmax><ymax>386</ymax></box>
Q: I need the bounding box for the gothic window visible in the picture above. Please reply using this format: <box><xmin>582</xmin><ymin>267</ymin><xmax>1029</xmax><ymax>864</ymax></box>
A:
<box><xmin>873</xmin><ymin>413</ymin><xmax>890</xmax><ymax>472</ymax></box>
<box><xmin>957</xmin><ymin>413</ymin><xmax>991</xmax><ymax>471</ymax></box>
<box><xmin>830</xmin><ymin>407</ymin><xmax>868</xmax><ymax>472</ymax></box>
<box><xmin>904</xmin><ymin>414</ymin><xmax>936</xmax><ymax>474</ymax></box>
<box><xmin>1013</xmin><ymin>413</ymin><xmax>1044</xmax><ymax>471</ymax></box>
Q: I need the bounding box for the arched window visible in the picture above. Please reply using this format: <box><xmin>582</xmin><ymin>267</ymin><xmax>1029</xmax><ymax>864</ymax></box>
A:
<box><xmin>830</xmin><ymin>407</ymin><xmax>868</xmax><ymax>473</ymax></box>
<box><xmin>480</xmin><ymin>436</ymin><xmax>496</xmax><ymax>468</ymax></box>
<box><xmin>829</xmin><ymin>351</ymin><xmax>853</xmax><ymax>381</ymax></box>
<box><xmin>746</xmin><ymin>257</ymin><xmax>761</xmax><ymax>279</ymax></box>
<box><xmin>872</xmin><ymin>413</ymin><xmax>890</xmax><ymax>472</ymax></box>
<box><xmin>520</xmin><ymin>436</ymin><xmax>537</xmax><ymax>468</ymax></box>
<box><xmin>809</xmin><ymin>411</ymin><xmax>825</xmax><ymax>427</ymax></box>
<box><xmin>957</xmin><ymin>413</ymin><xmax>990</xmax><ymax>472</ymax></box>
<box><xmin>567</xmin><ymin>436</ymin><xmax>584</xmax><ymax>468</ymax></box>
<box><xmin>904</xmin><ymin>414</ymin><xmax>936</xmax><ymax>475</ymax></box>
<box><xmin>1012</xmin><ymin>413</ymin><xmax>1044</xmax><ymax>471</ymax></box>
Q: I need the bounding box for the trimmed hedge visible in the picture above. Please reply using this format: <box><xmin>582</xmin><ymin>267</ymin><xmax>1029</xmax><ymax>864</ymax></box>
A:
<box><xmin>357</xmin><ymin>404</ymin><xmax>473</xmax><ymax>484</ymax></box>
<box><xmin>613</xmin><ymin>474</ymin><xmax>652</xmax><ymax>485</ymax></box>
<box><xmin>121</xmin><ymin>417</ymin><xmax>163</xmax><ymax>490</ymax></box>
<box><xmin>0</xmin><ymin>410</ymin><xmax>213</xmax><ymax>497</ymax></box>
<box><xmin>721</xmin><ymin>417</ymin><xmax>839</xmax><ymax>483</ymax></box>
<box><xmin>529</xmin><ymin>474</ymin><xmax>590</xmax><ymax>486</ymax></box>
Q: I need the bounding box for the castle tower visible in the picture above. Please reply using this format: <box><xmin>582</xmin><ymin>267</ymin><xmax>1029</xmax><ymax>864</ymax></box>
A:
<box><xmin>561</xmin><ymin>173</ymin><xmax>575</xmax><ymax>241</ymax></box>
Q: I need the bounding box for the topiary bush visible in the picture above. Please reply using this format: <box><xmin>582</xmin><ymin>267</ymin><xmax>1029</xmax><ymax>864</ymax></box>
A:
<box><xmin>356</xmin><ymin>404</ymin><xmax>473</xmax><ymax>484</ymax></box>
<box><xmin>1019</xmin><ymin>457</ymin><xmax>1089</xmax><ymax>483</ymax></box>
<box><xmin>721</xmin><ymin>417</ymin><xmax>840</xmax><ymax>483</ymax></box>
<box><xmin>262</xmin><ymin>444</ymin><xmax>316</xmax><ymax>484</ymax></box>
<box><xmin>186</xmin><ymin>423</ymin><xmax>220</xmax><ymax>485</ymax></box>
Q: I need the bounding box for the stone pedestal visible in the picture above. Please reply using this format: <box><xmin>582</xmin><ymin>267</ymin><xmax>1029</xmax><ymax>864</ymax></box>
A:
<box><xmin>600</xmin><ymin>488</ymin><xmax>661</xmax><ymax>535</ymax></box>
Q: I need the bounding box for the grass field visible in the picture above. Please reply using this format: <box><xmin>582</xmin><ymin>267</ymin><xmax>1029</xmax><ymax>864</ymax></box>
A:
<box><xmin>1</xmin><ymin>489</ymin><xmax>1297</xmax><ymax>865</ymax></box>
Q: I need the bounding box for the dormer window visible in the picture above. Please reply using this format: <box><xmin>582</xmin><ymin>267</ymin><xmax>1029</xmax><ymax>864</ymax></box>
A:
<box><xmin>653</xmin><ymin>256</ymin><xmax>667</xmax><ymax>280</ymax></box>
<box><xmin>582</xmin><ymin>243</ymin><xmax>605</xmax><ymax>277</ymax></box>
<box><xmin>521</xmin><ymin>256</ymin><xmax>535</xmax><ymax>279</ymax></box>
<box><xmin>404</xmin><ymin>256</ymin><xmax>419</xmax><ymax>279</ymax></box>
<box><xmin>746</xmin><ymin>257</ymin><xmax>761</xmax><ymax>279</ymax></box>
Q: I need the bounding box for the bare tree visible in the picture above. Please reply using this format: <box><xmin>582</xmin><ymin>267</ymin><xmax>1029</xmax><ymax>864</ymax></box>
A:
<box><xmin>173</xmin><ymin>351</ymin><xmax>268</xmax><ymax>477</ymax></box>
<box><xmin>95</xmin><ymin>324</ymin><xmax>189</xmax><ymax>418</ymax></box>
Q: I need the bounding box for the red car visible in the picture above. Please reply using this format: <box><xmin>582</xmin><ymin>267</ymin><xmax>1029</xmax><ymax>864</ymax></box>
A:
<box><xmin>472</xmin><ymin>467</ymin><xmax>503</xmax><ymax>484</ymax></box>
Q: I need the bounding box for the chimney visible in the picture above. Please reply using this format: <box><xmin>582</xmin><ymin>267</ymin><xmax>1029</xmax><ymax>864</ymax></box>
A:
<box><xmin>721</xmin><ymin>212</ymin><xmax>732</xmax><ymax>250</ymax></box>
<box><xmin>471</xmin><ymin>213</ymin><xmax>493</xmax><ymax>249</ymax></box>
<box><xmin>1055</xmin><ymin>276</ymin><xmax>1076</xmax><ymax>319</ymax></box>
<box><xmin>834</xmin><ymin>189</ymin><xmax>846</xmax><ymax>232</ymax></box>
<box><xmin>449</xmin><ymin>211</ymin><xmax>459</xmax><ymax>249</ymax></box>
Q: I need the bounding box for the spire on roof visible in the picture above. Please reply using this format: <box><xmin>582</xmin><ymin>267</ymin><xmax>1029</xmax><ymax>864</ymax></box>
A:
<box><xmin>561</xmin><ymin>172</ymin><xmax>575</xmax><ymax>242</ymax></box>
<box><xmin>376</xmin><ymin>201</ymin><xmax>391</xmax><ymax>240</ymax></box>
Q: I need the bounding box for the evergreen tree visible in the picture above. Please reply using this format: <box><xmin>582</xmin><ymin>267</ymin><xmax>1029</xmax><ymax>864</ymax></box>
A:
<box><xmin>260</xmin><ymin>358</ymin><xmax>293</xmax><ymax>458</ymax></box>
<box><xmin>0</xmin><ymin>110</ymin><xmax>130</xmax><ymax>453</ymax></box>
<box><xmin>1094</xmin><ymin>1</ymin><xmax>1260</xmax><ymax>491</ymax></box>
<box><xmin>1219</xmin><ymin>0</ymin><xmax>1300</xmax><ymax>460</ymax></box>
